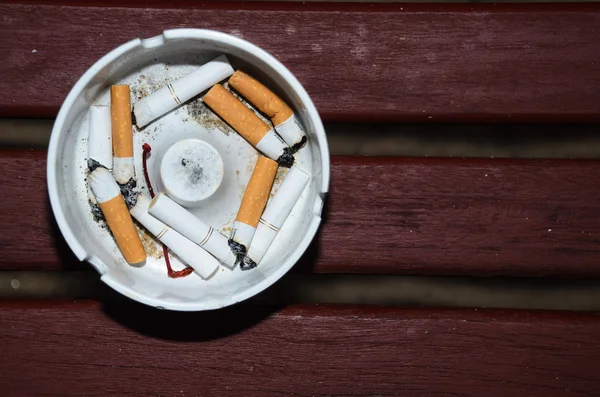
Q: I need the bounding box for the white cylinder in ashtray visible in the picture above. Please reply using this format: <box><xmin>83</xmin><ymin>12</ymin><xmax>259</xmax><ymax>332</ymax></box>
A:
<box><xmin>160</xmin><ymin>139</ymin><xmax>224</xmax><ymax>207</ymax></box>
<box><xmin>245</xmin><ymin>166</ymin><xmax>310</xmax><ymax>267</ymax></box>
<box><xmin>149</xmin><ymin>192</ymin><xmax>237</xmax><ymax>268</ymax></box>
<box><xmin>88</xmin><ymin>106</ymin><xmax>112</xmax><ymax>169</ymax></box>
<box><xmin>130</xmin><ymin>194</ymin><xmax>220</xmax><ymax>279</ymax></box>
<box><xmin>133</xmin><ymin>54</ymin><xmax>234</xmax><ymax>128</ymax></box>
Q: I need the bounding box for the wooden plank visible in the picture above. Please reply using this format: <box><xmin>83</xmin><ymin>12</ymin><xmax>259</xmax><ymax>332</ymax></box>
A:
<box><xmin>2</xmin><ymin>2</ymin><xmax>600</xmax><ymax>121</ymax></box>
<box><xmin>3</xmin><ymin>149</ymin><xmax>600</xmax><ymax>276</ymax></box>
<box><xmin>2</xmin><ymin>301</ymin><xmax>600</xmax><ymax>396</ymax></box>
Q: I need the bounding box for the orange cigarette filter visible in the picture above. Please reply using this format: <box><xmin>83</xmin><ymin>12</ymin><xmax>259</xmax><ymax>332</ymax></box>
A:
<box><xmin>228</xmin><ymin>70</ymin><xmax>293</xmax><ymax>126</ymax></box>
<box><xmin>89</xmin><ymin>167</ymin><xmax>146</xmax><ymax>265</ymax></box>
<box><xmin>111</xmin><ymin>85</ymin><xmax>133</xmax><ymax>158</ymax></box>
<box><xmin>236</xmin><ymin>156</ymin><xmax>279</xmax><ymax>227</ymax></box>
<box><xmin>203</xmin><ymin>84</ymin><xmax>271</xmax><ymax>146</ymax></box>
<box><xmin>100</xmin><ymin>195</ymin><xmax>147</xmax><ymax>264</ymax></box>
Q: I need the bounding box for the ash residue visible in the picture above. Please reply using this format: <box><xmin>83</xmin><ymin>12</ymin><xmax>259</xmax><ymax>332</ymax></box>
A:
<box><xmin>228</xmin><ymin>239</ymin><xmax>247</xmax><ymax>256</ymax></box>
<box><xmin>277</xmin><ymin>147</ymin><xmax>295</xmax><ymax>168</ymax></box>
<box><xmin>291</xmin><ymin>135</ymin><xmax>308</xmax><ymax>153</ymax></box>
<box><xmin>89</xmin><ymin>199</ymin><xmax>106</xmax><ymax>224</ymax></box>
<box><xmin>181</xmin><ymin>158</ymin><xmax>203</xmax><ymax>184</ymax></box>
<box><xmin>186</xmin><ymin>98</ymin><xmax>232</xmax><ymax>135</ymax></box>
<box><xmin>241</xmin><ymin>256</ymin><xmax>257</xmax><ymax>271</ymax></box>
<box><xmin>118</xmin><ymin>178</ymin><xmax>138</xmax><ymax>208</ymax></box>
<box><xmin>87</xmin><ymin>158</ymin><xmax>103</xmax><ymax>173</ymax></box>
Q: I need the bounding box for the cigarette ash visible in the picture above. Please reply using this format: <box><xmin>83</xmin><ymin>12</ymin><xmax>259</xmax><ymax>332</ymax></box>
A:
<box><xmin>277</xmin><ymin>147</ymin><xmax>294</xmax><ymax>168</ymax></box>
<box><xmin>241</xmin><ymin>256</ymin><xmax>257</xmax><ymax>271</ymax></box>
<box><xmin>186</xmin><ymin>98</ymin><xmax>232</xmax><ymax>135</ymax></box>
<box><xmin>89</xmin><ymin>199</ymin><xmax>106</xmax><ymax>224</ymax></box>
<box><xmin>86</xmin><ymin>159</ymin><xmax>106</xmax><ymax>225</ymax></box>
<box><xmin>180</xmin><ymin>158</ymin><xmax>204</xmax><ymax>184</ymax></box>
<box><xmin>139</xmin><ymin>227</ymin><xmax>164</xmax><ymax>259</ymax></box>
<box><xmin>291</xmin><ymin>135</ymin><xmax>308</xmax><ymax>153</ymax></box>
<box><xmin>118</xmin><ymin>178</ymin><xmax>139</xmax><ymax>209</ymax></box>
<box><xmin>131</xmin><ymin>74</ymin><xmax>153</xmax><ymax>102</ymax></box>
<box><xmin>87</xmin><ymin>158</ymin><xmax>103</xmax><ymax>173</ymax></box>
<box><xmin>271</xmin><ymin>167</ymin><xmax>289</xmax><ymax>199</ymax></box>
<box><xmin>228</xmin><ymin>239</ymin><xmax>246</xmax><ymax>256</ymax></box>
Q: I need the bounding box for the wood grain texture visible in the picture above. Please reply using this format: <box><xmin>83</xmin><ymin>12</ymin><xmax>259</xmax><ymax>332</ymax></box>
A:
<box><xmin>2</xmin><ymin>2</ymin><xmax>600</xmax><ymax>121</ymax></box>
<box><xmin>4</xmin><ymin>150</ymin><xmax>600</xmax><ymax>277</ymax></box>
<box><xmin>2</xmin><ymin>301</ymin><xmax>600</xmax><ymax>396</ymax></box>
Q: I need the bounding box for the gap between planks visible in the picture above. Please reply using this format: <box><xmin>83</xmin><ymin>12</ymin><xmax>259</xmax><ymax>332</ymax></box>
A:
<box><xmin>3</xmin><ymin>119</ymin><xmax>600</xmax><ymax>158</ymax></box>
<box><xmin>5</xmin><ymin>271</ymin><xmax>600</xmax><ymax>311</ymax></box>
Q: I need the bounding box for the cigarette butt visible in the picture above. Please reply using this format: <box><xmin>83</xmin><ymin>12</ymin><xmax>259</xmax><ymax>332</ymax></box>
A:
<box><xmin>246</xmin><ymin>166</ymin><xmax>310</xmax><ymax>265</ymax></box>
<box><xmin>229</xmin><ymin>70</ymin><xmax>293</xmax><ymax>126</ymax></box>
<box><xmin>148</xmin><ymin>192</ymin><xmax>237</xmax><ymax>268</ymax></box>
<box><xmin>236</xmin><ymin>156</ymin><xmax>279</xmax><ymax>227</ymax></box>
<box><xmin>88</xmin><ymin>106</ymin><xmax>112</xmax><ymax>169</ymax></box>
<box><xmin>204</xmin><ymin>84</ymin><xmax>292</xmax><ymax>165</ymax></box>
<box><xmin>133</xmin><ymin>55</ymin><xmax>234</xmax><ymax>128</ymax></box>
<box><xmin>131</xmin><ymin>194</ymin><xmax>220</xmax><ymax>279</ymax></box>
<box><xmin>204</xmin><ymin>84</ymin><xmax>271</xmax><ymax>146</ymax></box>
<box><xmin>111</xmin><ymin>85</ymin><xmax>135</xmax><ymax>183</ymax></box>
<box><xmin>89</xmin><ymin>168</ymin><xmax>146</xmax><ymax>265</ymax></box>
<box><xmin>230</xmin><ymin>156</ymin><xmax>278</xmax><ymax>251</ymax></box>
<box><xmin>229</xmin><ymin>71</ymin><xmax>306</xmax><ymax>149</ymax></box>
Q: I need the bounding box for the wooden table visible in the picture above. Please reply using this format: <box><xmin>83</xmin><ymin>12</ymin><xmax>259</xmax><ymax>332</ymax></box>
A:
<box><xmin>2</xmin><ymin>2</ymin><xmax>600</xmax><ymax>395</ymax></box>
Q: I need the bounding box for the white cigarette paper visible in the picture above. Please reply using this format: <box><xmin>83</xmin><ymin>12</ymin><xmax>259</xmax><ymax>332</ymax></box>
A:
<box><xmin>149</xmin><ymin>192</ymin><xmax>237</xmax><ymax>268</ymax></box>
<box><xmin>246</xmin><ymin>166</ymin><xmax>310</xmax><ymax>264</ymax></box>
<box><xmin>88</xmin><ymin>168</ymin><xmax>146</xmax><ymax>265</ymax></box>
<box><xmin>130</xmin><ymin>195</ymin><xmax>220</xmax><ymax>279</ymax></box>
<box><xmin>276</xmin><ymin>114</ymin><xmax>306</xmax><ymax>149</ymax></box>
<box><xmin>227</xmin><ymin>70</ymin><xmax>306</xmax><ymax>148</ymax></box>
<box><xmin>88</xmin><ymin>106</ymin><xmax>112</xmax><ymax>168</ymax></box>
<box><xmin>133</xmin><ymin>55</ymin><xmax>234</xmax><ymax>128</ymax></box>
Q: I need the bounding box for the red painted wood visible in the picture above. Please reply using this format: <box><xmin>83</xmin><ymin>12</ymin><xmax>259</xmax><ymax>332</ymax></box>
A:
<box><xmin>3</xmin><ymin>150</ymin><xmax>600</xmax><ymax>277</ymax></box>
<box><xmin>2</xmin><ymin>301</ymin><xmax>600</xmax><ymax>396</ymax></box>
<box><xmin>2</xmin><ymin>2</ymin><xmax>600</xmax><ymax>121</ymax></box>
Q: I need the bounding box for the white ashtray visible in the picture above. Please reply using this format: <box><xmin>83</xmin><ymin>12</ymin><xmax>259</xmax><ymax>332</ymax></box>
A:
<box><xmin>47</xmin><ymin>29</ymin><xmax>330</xmax><ymax>311</ymax></box>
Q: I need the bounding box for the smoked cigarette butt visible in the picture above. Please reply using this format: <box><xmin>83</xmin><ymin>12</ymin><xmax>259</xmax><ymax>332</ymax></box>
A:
<box><xmin>131</xmin><ymin>195</ymin><xmax>219</xmax><ymax>279</ymax></box>
<box><xmin>133</xmin><ymin>55</ymin><xmax>234</xmax><ymax>128</ymax></box>
<box><xmin>230</xmin><ymin>155</ymin><xmax>278</xmax><ymax>251</ymax></box>
<box><xmin>88</xmin><ymin>106</ymin><xmax>112</xmax><ymax>169</ymax></box>
<box><xmin>246</xmin><ymin>166</ymin><xmax>310</xmax><ymax>265</ymax></box>
<box><xmin>111</xmin><ymin>85</ymin><xmax>133</xmax><ymax>157</ymax></box>
<box><xmin>89</xmin><ymin>168</ymin><xmax>146</xmax><ymax>265</ymax></box>
<box><xmin>204</xmin><ymin>84</ymin><xmax>292</xmax><ymax>165</ymax></box>
<box><xmin>229</xmin><ymin>70</ymin><xmax>293</xmax><ymax>126</ymax></box>
<box><xmin>111</xmin><ymin>85</ymin><xmax>135</xmax><ymax>183</ymax></box>
<box><xmin>236</xmin><ymin>156</ymin><xmax>279</xmax><ymax>227</ymax></box>
<box><xmin>149</xmin><ymin>192</ymin><xmax>237</xmax><ymax>268</ymax></box>
<box><xmin>229</xmin><ymin>71</ymin><xmax>306</xmax><ymax>149</ymax></box>
<box><xmin>203</xmin><ymin>84</ymin><xmax>271</xmax><ymax>146</ymax></box>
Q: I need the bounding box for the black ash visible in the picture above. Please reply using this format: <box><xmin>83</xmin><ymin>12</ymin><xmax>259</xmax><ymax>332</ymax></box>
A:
<box><xmin>228</xmin><ymin>239</ymin><xmax>247</xmax><ymax>256</ymax></box>
<box><xmin>118</xmin><ymin>178</ymin><xmax>138</xmax><ymax>209</ymax></box>
<box><xmin>87</xmin><ymin>158</ymin><xmax>104</xmax><ymax>173</ymax></box>
<box><xmin>240</xmin><ymin>256</ymin><xmax>257</xmax><ymax>271</ymax></box>
<box><xmin>291</xmin><ymin>136</ymin><xmax>308</xmax><ymax>153</ymax></box>
<box><xmin>89</xmin><ymin>199</ymin><xmax>105</xmax><ymax>223</ymax></box>
<box><xmin>277</xmin><ymin>147</ymin><xmax>294</xmax><ymax>168</ymax></box>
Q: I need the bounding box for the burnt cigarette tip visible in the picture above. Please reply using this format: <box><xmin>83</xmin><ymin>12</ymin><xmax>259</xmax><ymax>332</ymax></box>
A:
<box><xmin>277</xmin><ymin>148</ymin><xmax>295</xmax><ymax>168</ymax></box>
<box><xmin>291</xmin><ymin>135</ymin><xmax>308</xmax><ymax>153</ymax></box>
<box><xmin>228</xmin><ymin>239</ymin><xmax>247</xmax><ymax>256</ymax></box>
<box><xmin>240</xmin><ymin>256</ymin><xmax>257</xmax><ymax>271</ymax></box>
<box><xmin>118</xmin><ymin>178</ymin><xmax>139</xmax><ymax>209</ymax></box>
<box><xmin>87</xmin><ymin>158</ymin><xmax>104</xmax><ymax>173</ymax></box>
